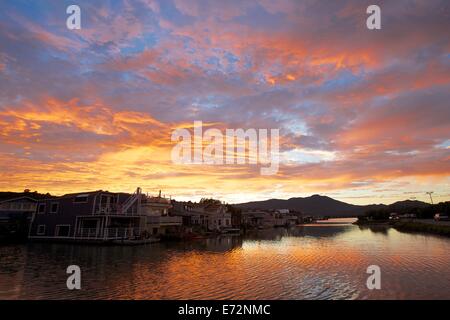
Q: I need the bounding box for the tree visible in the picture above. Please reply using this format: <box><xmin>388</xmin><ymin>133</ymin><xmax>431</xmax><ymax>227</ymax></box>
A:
<box><xmin>199</xmin><ymin>198</ymin><xmax>222</xmax><ymax>205</ymax></box>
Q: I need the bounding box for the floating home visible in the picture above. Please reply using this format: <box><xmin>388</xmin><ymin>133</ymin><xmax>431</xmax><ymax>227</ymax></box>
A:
<box><xmin>0</xmin><ymin>196</ymin><xmax>37</xmax><ymax>241</ymax></box>
<box><xmin>28</xmin><ymin>188</ymin><xmax>182</xmax><ymax>243</ymax></box>
<box><xmin>171</xmin><ymin>201</ymin><xmax>232</xmax><ymax>232</ymax></box>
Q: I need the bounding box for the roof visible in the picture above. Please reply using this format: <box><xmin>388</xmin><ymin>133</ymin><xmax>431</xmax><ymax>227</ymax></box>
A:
<box><xmin>0</xmin><ymin>196</ymin><xmax>38</xmax><ymax>204</ymax></box>
<box><xmin>146</xmin><ymin>196</ymin><xmax>171</xmax><ymax>204</ymax></box>
<box><xmin>61</xmin><ymin>190</ymin><xmax>108</xmax><ymax>197</ymax></box>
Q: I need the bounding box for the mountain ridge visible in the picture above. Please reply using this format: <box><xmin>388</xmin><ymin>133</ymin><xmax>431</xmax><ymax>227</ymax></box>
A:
<box><xmin>233</xmin><ymin>195</ymin><xmax>430</xmax><ymax>217</ymax></box>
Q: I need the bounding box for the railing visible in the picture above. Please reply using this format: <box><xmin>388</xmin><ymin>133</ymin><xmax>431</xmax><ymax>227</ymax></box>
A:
<box><xmin>75</xmin><ymin>227</ymin><xmax>140</xmax><ymax>240</ymax></box>
<box><xmin>105</xmin><ymin>227</ymin><xmax>136</xmax><ymax>239</ymax></box>
<box><xmin>76</xmin><ymin>228</ymin><xmax>100</xmax><ymax>238</ymax></box>
<box><xmin>93</xmin><ymin>205</ymin><xmax>118</xmax><ymax>215</ymax></box>
<box><xmin>93</xmin><ymin>204</ymin><xmax>140</xmax><ymax>216</ymax></box>
<box><xmin>121</xmin><ymin>187</ymin><xmax>142</xmax><ymax>214</ymax></box>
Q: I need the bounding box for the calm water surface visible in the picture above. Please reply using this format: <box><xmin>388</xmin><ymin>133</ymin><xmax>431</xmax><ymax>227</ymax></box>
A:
<box><xmin>1</xmin><ymin>218</ymin><xmax>449</xmax><ymax>300</ymax></box>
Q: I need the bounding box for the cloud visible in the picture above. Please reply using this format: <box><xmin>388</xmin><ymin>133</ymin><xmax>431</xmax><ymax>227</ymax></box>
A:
<box><xmin>0</xmin><ymin>0</ymin><xmax>449</xmax><ymax>204</ymax></box>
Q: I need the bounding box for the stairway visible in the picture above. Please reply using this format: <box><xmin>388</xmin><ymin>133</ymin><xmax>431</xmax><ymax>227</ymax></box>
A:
<box><xmin>121</xmin><ymin>187</ymin><xmax>142</xmax><ymax>215</ymax></box>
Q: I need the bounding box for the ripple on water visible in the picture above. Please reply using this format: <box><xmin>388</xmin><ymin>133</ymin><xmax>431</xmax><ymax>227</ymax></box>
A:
<box><xmin>1</xmin><ymin>223</ymin><xmax>449</xmax><ymax>299</ymax></box>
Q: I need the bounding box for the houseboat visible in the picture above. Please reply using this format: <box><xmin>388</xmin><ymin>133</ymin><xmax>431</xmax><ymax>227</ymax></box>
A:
<box><xmin>0</xmin><ymin>196</ymin><xmax>37</xmax><ymax>241</ymax></box>
<box><xmin>28</xmin><ymin>187</ymin><xmax>182</xmax><ymax>244</ymax></box>
<box><xmin>171</xmin><ymin>200</ymin><xmax>232</xmax><ymax>232</ymax></box>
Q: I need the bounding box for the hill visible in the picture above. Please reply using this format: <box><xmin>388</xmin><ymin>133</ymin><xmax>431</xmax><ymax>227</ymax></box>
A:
<box><xmin>233</xmin><ymin>195</ymin><xmax>429</xmax><ymax>217</ymax></box>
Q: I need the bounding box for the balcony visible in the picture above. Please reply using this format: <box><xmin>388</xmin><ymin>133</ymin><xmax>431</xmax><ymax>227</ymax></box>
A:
<box><xmin>75</xmin><ymin>227</ymin><xmax>140</xmax><ymax>240</ymax></box>
<box><xmin>93</xmin><ymin>205</ymin><xmax>141</xmax><ymax>216</ymax></box>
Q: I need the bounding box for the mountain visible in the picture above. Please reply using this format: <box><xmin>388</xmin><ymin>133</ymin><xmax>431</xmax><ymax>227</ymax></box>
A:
<box><xmin>387</xmin><ymin>200</ymin><xmax>430</xmax><ymax>210</ymax></box>
<box><xmin>233</xmin><ymin>195</ymin><xmax>429</xmax><ymax>217</ymax></box>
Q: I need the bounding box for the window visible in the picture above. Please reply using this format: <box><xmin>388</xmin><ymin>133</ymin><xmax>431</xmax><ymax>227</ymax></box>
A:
<box><xmin>74</xmin><ymin>195</ymin><xmax>88</xmax><ymax>203</ymax></box>
<box><xmin>38</xmin><ymin>203</ymin><xmax>46</xmax><ymax>214</ymax></box>
<box><xmin>55</xmin><ymin>225</ymin><xmax>70</xmax><ymax>237</ymax></box>
<box><xmin>50</xmin><ymin>202</ymin><xmax>59</xmax><ymax>213</ymax></box>
<box><xmin>37</xmin><ymin>225</ymin><xmax>46</xmax><ymax>235</ymax></box>
<box><xmin>80</xmin><ymin>219</ymin><xmax>98</xmax><ymax>229</ymax></box>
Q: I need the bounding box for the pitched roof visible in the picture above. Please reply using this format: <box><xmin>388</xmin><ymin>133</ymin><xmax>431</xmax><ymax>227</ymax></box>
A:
<box><xmin>0</xmin><ymin>196</ymin><xmax>38</xmax><ymax>203</ymax></box>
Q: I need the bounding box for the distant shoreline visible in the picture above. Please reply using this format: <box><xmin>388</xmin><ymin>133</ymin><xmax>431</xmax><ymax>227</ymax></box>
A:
<box><xmin>355</xmin><ymin>219</ymin><xmax>450</xmax><ymax>237</ymax></box>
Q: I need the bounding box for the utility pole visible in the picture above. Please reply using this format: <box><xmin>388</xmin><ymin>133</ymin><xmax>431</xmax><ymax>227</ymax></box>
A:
<box><xmin>426</xmin><ymin>192</ymin><xmax>434</xmax><ymax>204</ymax></box>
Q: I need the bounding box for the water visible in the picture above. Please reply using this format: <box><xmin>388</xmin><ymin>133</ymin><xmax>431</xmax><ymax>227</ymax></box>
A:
<box><xmin>1</xmin><ymin>218</ymin><xmax>449</xmax><ymax>300</ymax></box>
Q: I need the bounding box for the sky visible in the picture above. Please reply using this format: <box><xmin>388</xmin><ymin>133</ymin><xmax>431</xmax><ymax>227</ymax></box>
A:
<box><xmin>0</xmin><ymin>0</ymin><xmax>449</xmax><ymax>205</ymax></box>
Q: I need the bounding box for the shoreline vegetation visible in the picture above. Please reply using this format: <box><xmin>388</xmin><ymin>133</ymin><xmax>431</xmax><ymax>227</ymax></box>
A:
<box><xmin>393</xmin><ymin>220</ymin><xmax>450</xmax><ymax>237</ymax></box>
<box><xmin>355</xmin><ymin>219</ymin><xmax>450</xmax><ymax>237</ymax></box>
<box><xmin>355</xmin><ymin>200</ymin><xmax>450</xmax><ymax>237</ymax></box>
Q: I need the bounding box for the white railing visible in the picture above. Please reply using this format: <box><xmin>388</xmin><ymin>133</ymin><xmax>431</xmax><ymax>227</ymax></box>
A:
<box><xmin>93</xmin><ymin>205</ymin><xmax>117</xmax><ymax>215</ymax></box>
<box><xmin>93</xmin><ymin>205</ymin><xmax>141</xmax><ymax>216</ymax></box>
<box><xmin>121</xmin><ymin>187</ymin><xmax>142</xmax><ymax>214</ymax></box>
<box><xmin>76</xmin><ymin>228</ymin><xmax>100</xmax><ymax>238</ymax></box>
<box><xmin>75</xmin><ymin>227</ymin><xmax>140</xmax><ymax>240</ymax></box>
<box><xmin>104</xmin><ymin>227</ymin><xmax>139</xmax><ymax>239</ymax></box>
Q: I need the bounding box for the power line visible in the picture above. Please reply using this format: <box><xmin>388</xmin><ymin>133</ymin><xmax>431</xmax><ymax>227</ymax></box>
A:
<box><xmin>426</xmin><ymin>191</ymin><xmax>434</xmax><ymax>204</ymax></box>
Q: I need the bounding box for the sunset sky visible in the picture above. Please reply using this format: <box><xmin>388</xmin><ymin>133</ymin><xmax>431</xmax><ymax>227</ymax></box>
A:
<box><xmin>0</xmin><ymin>0</ymin><xmax>449</xmax><ymax>205</ymax></box>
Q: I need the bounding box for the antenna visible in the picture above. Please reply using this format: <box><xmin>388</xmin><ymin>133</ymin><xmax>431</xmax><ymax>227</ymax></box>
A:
<box><xmin>426</xmin><ymin>192</ymin><xmax>434</xmax><ymax>204</ymax></box>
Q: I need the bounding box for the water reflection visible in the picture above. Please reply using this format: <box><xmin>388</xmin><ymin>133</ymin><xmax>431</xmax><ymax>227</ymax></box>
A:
<box><xmin>0</xmin><ymin>219</ymin><xmax>449</xmax><ymax>300</ymax></box>
<box><xmin>357</xmin><ymin>225</ymin><xmax>390</xmax><ymax>235</ymax></box>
